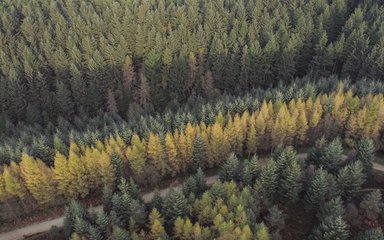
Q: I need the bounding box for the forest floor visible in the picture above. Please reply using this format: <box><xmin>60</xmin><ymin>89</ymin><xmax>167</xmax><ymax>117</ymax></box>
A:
<box><xmin>1</xmin><ymin>151</ymin><xmax>383</xmax><ymax>240</ymax></box>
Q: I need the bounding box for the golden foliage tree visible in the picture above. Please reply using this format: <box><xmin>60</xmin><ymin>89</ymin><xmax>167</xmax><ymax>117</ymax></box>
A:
<box><xmin>165</xmin><ymin>132</ymin><xmax>179</xmax><ymax>176</ymax></box>
<box><xmin>20</xmin><ymin>153</ymin><xmax>56</xmax><ymax>204</ymax></box>
<box><xmin>125</xmin><ymin>134</ymin><xmax>146</xmax><ymax>175</ymax></box>
<box><xmin>147</xmin><ymin>133</ymin><xmax>167</xmax><ymax>176</ymax></box>
<box><xmin>3</xmin><ymin>162</ymin><xmax>27</xmax><ymax>200</ymax></box>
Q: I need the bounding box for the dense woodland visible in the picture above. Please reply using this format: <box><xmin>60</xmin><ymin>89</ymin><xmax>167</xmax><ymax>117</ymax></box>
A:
<box><xmin>61</xmin><ymin>142</ymin><xmax>383</xmax><ymax>240</ymax></box>
<box><xmin>0</xmin><ymin>0</ymin><xmax>384</xmax><ymax>125</ymax></box>
<box><xmin>1</xmin><ymin>0</ymin><xmax>384</xmax><ymax>239</ymax></box>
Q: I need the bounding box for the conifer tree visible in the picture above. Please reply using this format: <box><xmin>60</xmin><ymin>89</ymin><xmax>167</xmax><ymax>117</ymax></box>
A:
<box><xmin>355</xmin><ymin>138</ymin><xmax>375</xmax><ymax>177</ymax></box>
<box><xmin>305</xmin><ymin>168</ymin><xmax>337</xmax><ymax>210</ymax></box>
<box><xmin>147</xmin><ymin>133</ymin><xmax>167</xmax><ymax>176</ymax></box>
<box><xmin>3</xmin><ymin>162</ymin><xmax>27</xmax><ymax>200</ymax></box>
<box><xmin>165</xmin><ymin>132</ymin><xmax>179</xmax><ymax>176</ymax></box>
<box><xmin>67</xmin><ymin>148</ymin><xmax>89</xmax><ymax>198</ymax></box>
<box><xmin>98</xmin><ymin>151</ymin><xmax>116</xmax><ymax>188</ymax></box>
<box><xmin>255</xmin><ymin>222</ymin><xmax>270</xmax><ymax>240</ymax></box>
<box><xmin>219</xmin><ymin>153</ymin><xmax>241</xmax><ymax>182</ymax></box>
<box><xmin>259</xmin><ymin>159</ymin><xmax>278</xmax><ymax>202</ymax></box>
<box><xmin>246</xmin><ymin>114</ymin><xmax>257</xmax><ymax>156</ymax></box>
<box><xmin>360</xmin><ymin>190</ymin><xmax>384</xmax><ymax>221</ymax></box>
<box><xmin>191</xmin><ymin>135</ymin><xmax>206</xmax><ymax>171</ymax></box>
<box><xmin>337</xmin><ymin>161</ymin><xmax>365</xmax><ymax>199</ymax></box>
<box><xmin>280</xmin><ymin>157</ymin><xmax>302</xmax><ymax>202</ymax></box>
<box><xmin>162</xmin><ymin>189</ymin><xmax>187</xmax><ymax>226</ymax></box>
<box><xmin>53</xmin><ymin>152</ymin><xmax>70</xmax><ymax>195</ymax></box>
<box><xmin>125</xmin><ymin>134</ymin><xmax>146</xmax><ymax>175</ymax></box>
<box><xmin>20</xmin><ymin>153</ymin><xmax>56</xmax><ymax>204</ymax></box>
<box><xmin>210</xmin><ymin>122</ymin><xmax>229</xmax><ymax>167</ymax></box>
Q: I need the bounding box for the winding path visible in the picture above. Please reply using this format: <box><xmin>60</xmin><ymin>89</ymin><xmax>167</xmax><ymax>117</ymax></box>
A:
<box><xmin>1</xmin><ymin>153</ymin><xmax>383</xmax><ymax>240</ymax></box>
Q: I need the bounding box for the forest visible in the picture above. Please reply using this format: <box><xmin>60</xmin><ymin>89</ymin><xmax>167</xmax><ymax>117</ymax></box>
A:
<box><xmin>0</xmin><ymin>0</ymin><xmax>384</xmax><ymax>239</ymax></box>
<box><xmin>0</xmin><ymin>0</ymin><xmax>383</xmax><ymax>125</ymax></box>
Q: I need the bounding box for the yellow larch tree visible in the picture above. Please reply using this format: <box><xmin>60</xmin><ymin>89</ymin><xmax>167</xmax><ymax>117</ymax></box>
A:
<box><xmin>52</xmin><ymin>152</ymin><xmax>70</xmax><ymax>195</ymax></box>
<box><xmin>3</xmin><ymin>162</ymin><xmax>27</xmax><ymax>200</ymax></box>
<box><xmin>98</xmin><ymin>150</ymin><xmax>116</xmax><ymax>188</ymax></box>
<box><xmin>149</xmin><ymin>208</ymin><xmax>165</xmax><ymax>239</ymax></box>
<box><xmin>296</xmin><ymin>99</ymin><xmax>309</xmax><ymax>144</ymax></box>
<box><xmin>215</xmin><ymin>111</ymin><xmax>225</xmax><ymax>127</ymax></box>
<box><xmin>165</xmin><ymin>132</ymin><xmax>179</xmax><ymax>176</ymax></box>
<box><xmin>210</xmin><ymin>122</ymin><xmax>229</xmax><ymax>167</ymax></box>
<box><xmin>185</xmin><ymin>123</ymin><xmax>197</xmax><ymax>167</ymax></box>
<box><xmin>255</xmin><ymin>109</ymin><xmax>268</xmax><ymax>151</ymax></box>
<box><xmin>67</xmin><ymin>148</ymin><xmax>89</xmax><ymax>198</ymax></box>
<box><xmin>20</xmin><ymin>153</ymin><xmax>56</xmax><ymax>204</ymax></box>
<box><xmin>176</xmin><ymin>131</ymin><xmax>188</xmax><ymax>172</ymax></box>
<box><xmin>224</xmin><ymin>114</ymin><xmax>236</xmax><ymax>152</ymax></box>
<box><xmin>95</xmin><ymin>139</ymin><xmax>105</xmax><ymax>152</ymax></box>
<box><xmin>246</xmin><ymin>113</ymin><xmax>257</xmax><ymax>156</ymax></box>
<box><xmin>233</xmin><ymin>113</ymin><xmax>246</xmax><ymax>156</ymax></box>
<box><xmin>0</xmin><ymin>172</ymin><xmax>6</xmax><ymax>201</ymax></box>
<box><xmin>81</xmin><ymin>147</ymin><xmax>99</xmax><ymax>190</ymax></box>
<box><xmin>271</xmin><ymin>104</ymin><xmax>290</xmax><ymax>148</ymax></box>
<box><xmin>147</xmin><ymin>133</ymin><xmax>167</xmax><ymax>176</ymax></box>
<box><xmin>310</xmin><ymin>97</ymin><xmax>323</xmax><ymax>128</ymax></box>
<box><xmin>125</xmin><ymin>134</ymin><xmax>146</xmax><ymax>175</ymax></box>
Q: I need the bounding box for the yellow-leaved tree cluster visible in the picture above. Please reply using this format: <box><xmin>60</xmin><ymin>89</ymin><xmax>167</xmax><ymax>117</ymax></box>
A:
<box><xmin>0</xmin><ymin>87</ymin><xmax>383</xmax><ymax>205</ymax></box>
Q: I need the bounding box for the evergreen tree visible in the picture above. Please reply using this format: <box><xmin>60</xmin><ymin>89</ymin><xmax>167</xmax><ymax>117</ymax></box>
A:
<box><xmin>355</xmin><ymin>138</ymin><xmax>375</xmax><ymax>177</ymax></box>
<box><xmin>191</xmin><ymin>135</ymin><xmax>206</xmax><ymax>171</ymax></box>
<box><xmin>360</xmin><ymin>190</ymin><xmax>384</xmax><ymax>221</ymax></box>
<box><xmin>162</xmin><ymin>189</ymin><xmax>187</xmax><ymax>226</ymax></box>
<box><xmin>219</xmin><ymin>153</ymin><xmax>241</xmax><ymax>182</ymax></box>
<box><xmin>259</xmin><ymin>159</ymin><xmax>278</xmax><ymax>202</ymax></box>
<box><xmin>337</xmin><ymin>161</ymin><xmax>365</xmax><ymax>199</ymax></box>
<box><xmin>354</xmin><ymin>228</ymin><xmax>384</xmax><ymax>240</ymax></box>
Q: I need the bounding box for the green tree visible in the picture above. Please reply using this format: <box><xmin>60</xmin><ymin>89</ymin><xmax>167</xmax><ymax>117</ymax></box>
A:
<box><xmin>162</xmin><ymin>189</ymin><xmax>187</xmax><ymax>226</ymax></box>
<box><xmin>219</xmin><ymin>153</ymin><xmax>241</xmax><ymax>182</ymax></box>
<box><xmin>355</xmin><ymin>138</ymin><xmax>375</xmax><ymax>177</ymax></box>
<box><xmin>360</xmin><ymin>190</ymin><xmax>384</xmax><ymax>221</ymax></box>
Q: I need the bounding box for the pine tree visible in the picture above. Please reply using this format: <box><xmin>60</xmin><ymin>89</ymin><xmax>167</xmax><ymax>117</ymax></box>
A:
<box><xmin>360</xmin><ymin>190</ymin><xmax>384</xmax><ymax>221</ymax></box>
<box><xmin>191</xmin><ymin>135</ymin><xmax>206</xmax><ymax>171</ymax></box>
<box><xmin>219</xmin><ymin>153</ymin><xmax>241</xmax><ymax>182</ymax></box>
<box><xmin>305</xmin><ymin>168</ymin><xmax>337</xmax><ymax>210</ymax></box>
<box><xmin>337</xmin><ymin>161</ymin><xmax>365</xmax><ymax>199</ymax></box>
<box><xmin>355</xmin><ymin>138</ymin><xmax>375</xmax><ymax>177</ymax></box>
<box><xmin>162</xmin><ymin>189</ymin><xmax>187</xmax><ymax>226</ymax></box>
<box><xmin>280</xmin><ymin>157</ymin><xmax>302</xmax><ymax>202</ymax></box>
<box><xmin>259</xmin><ymin>159</ymin><xmax>278</xmax><ymax>202</ymax></box>
<box><xmin>311</xmin><ymin>215</ymin><xmax>349</xmax><ymax>240</ymax></box>
<box><xmin>355</xmin><ymin>228</ymin><xmax>384</xmax><ymax>240</ymax></box>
